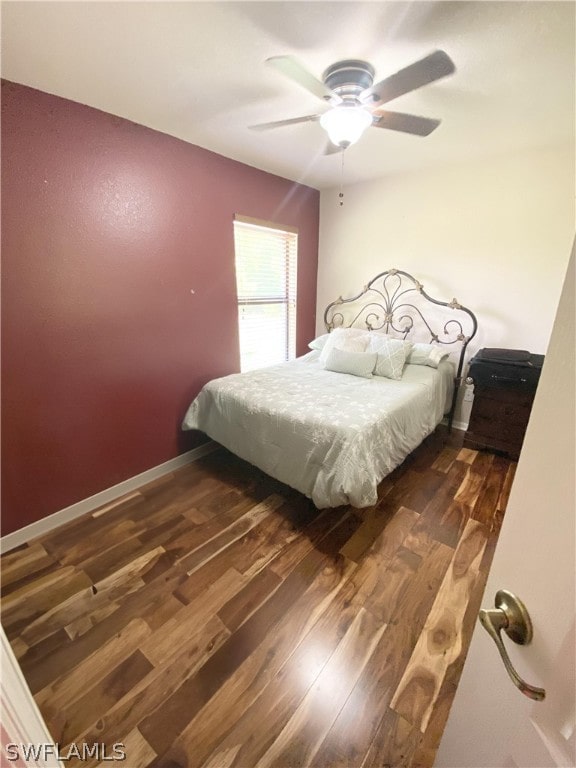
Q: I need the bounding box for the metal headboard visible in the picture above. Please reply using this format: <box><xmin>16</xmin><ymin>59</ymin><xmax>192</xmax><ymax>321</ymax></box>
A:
<box><xmin>323</xmin><ymin>268</ymin><xmax>478</xmax><ymax>431</ymax></box>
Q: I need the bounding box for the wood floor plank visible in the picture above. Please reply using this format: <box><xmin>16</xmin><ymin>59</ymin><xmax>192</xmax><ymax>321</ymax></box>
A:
<box><xmin>313</xmin><ymin>537</ymin><xmax>453</xmax><ymax>768</ymax></box>
<box><xmin>173</xmin><ymin>548</ymin><xmax>240</xmax><ymax>605</ymax></box>
<box><xmin>74</xmin><ymin>614</ymin><xmax>231</xmax><ymax>763</ymax></box>
<box><xmin>497</xmin><ymin>461</ymin><xmax>517</xmax><ymax>512</ymax></box>
<box><xmin>267</xmin><ymin>507</ymin><xmax>345</xmax><ymax>580</ymax></box>
<box><xmin>409</xmin><ymin>678</ymin><xmax>459</xmax><ymax>767</ymax></box>
<box><xmin>456</xmin><ymin>447</ymin><xmax>477</xmax><ymax>464</ymax></box>
<box><xmin>114</xmin><ymin>728</ymin><xmax>157</xmax><ymax>768</ymax></box>
<box><xmin>44</xmin><ymin>518</ymin><xmax>142</xmax><ymax>566</ymax></box>
<box><xmin>39</xmin><ymin>495</ymin><xmax>143</xmax><ymax>554</ymax></box>
<box><xmin>10</xmin><ymin>636</ymin><xmax>29</xmax><ymax>660</ymax></box>
<box><xmin>471</xmin><ymin>449</ymin><xmax>495</xmax><ymax>474</ymax></box>
<box><xmin>81</xmin><ymin>537</ymin><xmax>153</xmax><ymax>583</ymax></box>
<box><xmin>171</xmin><ymin>495</ymin><xmax>311</xmax><ymax>606</ymax></box>
<box><xmin>194</xmin><ymin>559</ymin><xmax>381</xmax><ymax>768</ymax></box>
<box><xmin>1</xmin><ymin>426</ymin><xmax>513</xmax><ymax>768</ymax></box>
<box><xmin>217</xmin><ymin>566</ymin><xmax>282</xmax><ymax>633</ymax></box>
<box><xmin>35</xmin><ymin>617</ymin><xmax>152</xmax><ymax>710</ymax></box>
<box><xmin>18</xmin><ymin>546</ymin><xmax>164</xmax><ymax>649</ymax></box>
<box><xmin>229</xmin><ymin>502</ymin><xmax>304</xmax><ymax>578</ymax></box>
<box><xmin>19</xmin><ymin>565</ymin><xmax>188</xmax><ymax>694</ymax></box>
<box><xmin>157</xmin><ymin>575</ymin><xmax>360</xmax><ymax>768</ymax></box>
<box><xmin>1</xmin><ymin>560</ymin><xmax>63</xmax><ymax>600</ymax></box>
<box><xmin>92</xmin><ymin>546</ymin><xmax>168</xmax><ymax>600</ymax></box>
<box><xmin>2</xmin><ymin>564</ymin><xmax>81</xmax><ymax>608</ymax></box>
<box><xmin>364</xmin><ymin>546</ymin><xmax>422</xmax><ymax>625</ymax></box>
<box><xmin>183</xmin><ymin>506</ymin><xmax>210</xmax><ymax>525</ymax></box>
<box><xmin>142</xmin><ymin>593</ymin><xmax>187</xmax><ymax>633</ymax></box>
<box><xmin>411</xmin><ymin>461</ymin><xmax>469</xmax><ymax>550</ymax></box>
<box><xmin>454</xmin><ymin>465</ymin><xmax>485</xmax><ymax>508</ymax></box>
<box><xmin>345</xmin><ymin>506</ymin><xmax>420</xmax><ymax>624</ymax></box>
<box><xmin>46</xmin><ymin>649</ymin><xmax>154</xmax><ymax>746</ymax></box>
<box><xmin>254</xmin><ymin>607</ymin><xmax>387</xmax><ymax>768</ymax></box>
<box><xmin>2</xmin><ymin>567</ymin><xmax>93</xmax><ymax>637</ymax></box>
<box><xmin>439</xmin><ymin>498</ymin><xmax>470</xmax><ymax>542</ymax></box>
<box><xmin>176</xmin><ymin>494</ymin><xmax>284</xmax><ymax>575</ymax></box>
<box><xmin>0</xmin><ymin>541</ymin><xmax>58</xmax><ymax>592</ymax></box>
<box><xmin>135</xmin><ymin>515</ymin><xmax>198</xmax><ymax>554</ymax></box>
<box><xmin>140</xmin><ymin>568</ymin><xmax>245</xmax><ymax>666</ymax></box>
<box><xmin>91</xmin><ymin>491</ymin><xmax>143</xmax><ymax>518</ymax></box>
<box><xmin>154</xmin><ymin>543</ymin><xmax>358</xmax><ymax>765</ymax></box>
<box><xmin>171</xmin><ymin>475</ymin><xmax>234</xmax><ymax>509</ymax></box>
<box><xmin>1</xmin><ymin>540</ymin><xmax>49</xmax><ymax>571</ymax></box>
<box><xmin>431</xmin><ymin>446</ymin><xmax>459</xmax><ymax>473</ymax></box>
<box><xmin>43</xmin><ymin>491</ymin><xmax>199</xmax><ymax>567</ymax></box>
<box><xmin>389</xmin><ymin>518</ymin><xmax>487</xmax><ymax>733</ymax></box>
<box><xmin>396</xmin><ymin>468</ymin><xmax>446</xmax><ymax>516</ymax></box>
<box><xmin>473</xmin><ymin>454</ymin><xmax>509</xmax><ymax>528</ymax></box>
<box><xmin>64</xmin><ymin>602</ymin><xmax>120</xmax><ymax>641</ymax></box>
<box><xmin>21</xmin><ymin>585</ymin><xmax>117</xmax><ymax>648</ymax></box>
<box><xmin>378</xmin><ymin>467</ymin><xmax>431</xmax><ymax>514</ymax></box>
<box><xmin>12</xmin><ymin>627</ymin><xmax>70</xmax><ymax>667</ymax></box>
<box><xmin>339</xmin><ymin>506</ymin><xmax>395</xmax><ymax>563</ymax></box>
<box><xmin>139</xmin><ymin>516</ymin><xmax>358</xmax><ymax>757</ymax></box>
<box><xmin>362</xmin><ymin>709</ymin><xmax>421</xmax><ymax>768</ymax></box>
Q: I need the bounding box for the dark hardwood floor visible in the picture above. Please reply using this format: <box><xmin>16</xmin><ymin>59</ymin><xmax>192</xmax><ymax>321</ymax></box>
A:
<box><xmin>0</xmin><ymin>427</ymin><xmax>515</xmax><ymax>767</ymax></box>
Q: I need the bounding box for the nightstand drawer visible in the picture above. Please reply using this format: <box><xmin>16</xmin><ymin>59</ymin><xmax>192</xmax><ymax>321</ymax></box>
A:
<box><xmin>467</xmin><ymin>414</ymin><xmax>528</xmax><ymax>445</ymax></box>
<box><xmin>472</xmin><ymin>382</ymin><xmax>535</xmax><ymax>406</ymax></box>
<box><xmin>470</xmin><ymin>394</ymin><xmax>532</xmax><ymax>428</ymax></box>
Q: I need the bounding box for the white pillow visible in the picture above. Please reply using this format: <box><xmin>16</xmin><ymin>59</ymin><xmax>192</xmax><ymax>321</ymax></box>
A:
<box><xmin>323</xmin><ymin>347</ymin><xmax>377</xmax><ymax>378</ymax></box>
<box><xmin>408</xmin><ymin>343</ymin><xmax>450</xmax><ymax>368</ymax></box>
<box><xmin>319</xmin><ymin>327</ymin><xmax>370</xmax><ymax>363</ymax></box>
<box><xmin>308</xmin><ymin>333</ymin><xmax>330</xmax><ymax>351</ymax></box>
<box><xmin>369</xmin><ymin>331</ymin><xmax>414</xmax><ymax>357</ymax></box>
<box><xmin>368</xmin><ymin>336</ymin><xmax>408</xmax><ymax>379</ymax></box>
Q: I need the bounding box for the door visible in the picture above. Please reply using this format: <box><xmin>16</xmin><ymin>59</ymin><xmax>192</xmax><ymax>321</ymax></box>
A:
<box><xmin>1</xmin><ymin>624</ymin><xmax>62</xmax><ymax>767</ymax></box>
<box><xmin>436</xmin><ymin>247</ymin><xmax>575</xmax><ymax>768</ymax></box>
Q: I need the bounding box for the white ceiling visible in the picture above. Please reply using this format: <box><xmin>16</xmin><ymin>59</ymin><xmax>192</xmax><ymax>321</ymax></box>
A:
<box><xmin>1</xmin><ymin>1</ymin><xmax>574</xmax><ymax>190</ymax></box>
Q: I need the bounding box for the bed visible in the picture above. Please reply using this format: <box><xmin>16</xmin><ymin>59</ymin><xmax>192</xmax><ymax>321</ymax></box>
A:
<box><xmin>182</xmin><ymin>269</ymin><xmax>477</xmax><ymax>509</ymax></box>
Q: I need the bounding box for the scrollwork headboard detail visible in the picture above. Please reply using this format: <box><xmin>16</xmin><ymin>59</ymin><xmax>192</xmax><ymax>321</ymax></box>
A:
<box><xmin>323</xmin><ymin>268</ymin><xmax>478</xmax><ymax>431</ymax></box>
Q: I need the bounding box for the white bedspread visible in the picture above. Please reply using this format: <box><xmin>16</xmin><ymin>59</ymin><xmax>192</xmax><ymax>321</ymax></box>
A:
<box><xmin>182</xmin><ymin>352</ymin><xmax>454</xmax><ymax>509</ymax></box>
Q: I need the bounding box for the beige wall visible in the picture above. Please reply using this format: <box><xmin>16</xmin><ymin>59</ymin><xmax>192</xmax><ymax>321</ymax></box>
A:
<box><xmin>316</xmin><ymin>143</ymin><xmax>574</xmax><ymax>424</ymax></box>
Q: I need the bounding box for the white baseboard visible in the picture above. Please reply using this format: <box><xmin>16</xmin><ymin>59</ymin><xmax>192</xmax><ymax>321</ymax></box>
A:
<box><xmin>441</xmin><ymin>418</ymin><xmax>469</xmax><ymax>432</ymax></box>
<box><xmin>1</xmin><ymin>442</ymin><xmax>218</xmax><ymax>554</ymax></box>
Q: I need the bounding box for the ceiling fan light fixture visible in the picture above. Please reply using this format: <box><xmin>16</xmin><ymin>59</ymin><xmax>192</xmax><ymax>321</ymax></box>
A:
<box><xmin>320</xmin><ymin>105</ymin><xmax>373</xmax><ymax>148</ymax></box>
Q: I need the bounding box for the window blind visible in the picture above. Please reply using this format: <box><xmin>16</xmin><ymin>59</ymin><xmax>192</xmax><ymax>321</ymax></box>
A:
<box><xmin>233</xmin><ymin>216</ymin><xmax>298</xmax><ymax>372</ymax></box>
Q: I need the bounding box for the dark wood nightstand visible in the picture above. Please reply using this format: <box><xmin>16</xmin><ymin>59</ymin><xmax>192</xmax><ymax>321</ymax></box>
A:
<box><xmin>464</xmin><ymin>349</ymin><xmax>544</xmax><ymax>460</ymax></box>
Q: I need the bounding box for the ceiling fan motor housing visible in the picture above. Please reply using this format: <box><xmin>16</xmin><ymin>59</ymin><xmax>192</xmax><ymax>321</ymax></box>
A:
<box><xmin>322</xmin><ymin>60</ymin><xmax>375</xmax><ymax>101</ymax></box>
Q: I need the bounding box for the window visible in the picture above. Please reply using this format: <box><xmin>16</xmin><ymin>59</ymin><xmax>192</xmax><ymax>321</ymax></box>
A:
<box><xmin>233</xmin><ymin>215</ymin><xmax>298</xmax><ymax>372</ymax></box>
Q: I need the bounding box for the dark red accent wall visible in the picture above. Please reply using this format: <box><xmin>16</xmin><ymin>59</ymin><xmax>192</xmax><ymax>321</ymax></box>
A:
<box><xmin>1</xmin><ymin>80</ymin><xmax>319</xmax><ymax>536</ymax></box>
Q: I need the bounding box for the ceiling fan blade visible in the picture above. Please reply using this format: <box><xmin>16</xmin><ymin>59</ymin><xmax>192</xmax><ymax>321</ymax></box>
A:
<box><xmin>266</xmin><ymin>56</ymin><xmax>341</xmax><ymax>103</ymax></box>
<box><xmin>372</xmin><ymin>110</ymin><xmax>441</xmax><ymax>136</ymax></box>
<box><xmin>249</xmin><ymin>114</ymin><xmax>321</xmax><ymax>131</ymax></box>
<box><xmin>362</xmin><ymin>50</ymin><xmax>455</xmax><ymax>107</ymax></box>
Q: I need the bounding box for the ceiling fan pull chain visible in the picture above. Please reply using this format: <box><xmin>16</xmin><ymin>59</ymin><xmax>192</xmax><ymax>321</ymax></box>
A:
<box><xmin>339</xmin><ymin>149</ymin><xmax>345</xmax><ymax>207</ymax></box>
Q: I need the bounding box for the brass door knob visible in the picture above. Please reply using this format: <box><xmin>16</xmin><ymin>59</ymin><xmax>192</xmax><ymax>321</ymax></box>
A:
<box><xmin>479</xmin><ymin>589</ymin><xmax>546</xmax><ymax>701</ymax></box>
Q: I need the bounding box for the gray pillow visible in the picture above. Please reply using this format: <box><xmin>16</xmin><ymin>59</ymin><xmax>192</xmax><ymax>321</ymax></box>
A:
<box><xmin>368</xmin><ymin>336</ymin><xmax>408</xmax><ymax>379</ymax></box>
<box><xmin>323</xmin><ymin>347</ymin><xmax>377</xmax><ymax>378</ymax></box>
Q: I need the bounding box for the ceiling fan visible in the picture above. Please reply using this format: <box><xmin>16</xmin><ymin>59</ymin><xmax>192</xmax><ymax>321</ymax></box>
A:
<box><xmin>250</xmin><ymin>50</ymin><xmax>455</xmax><ymax>151</ymax></box>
